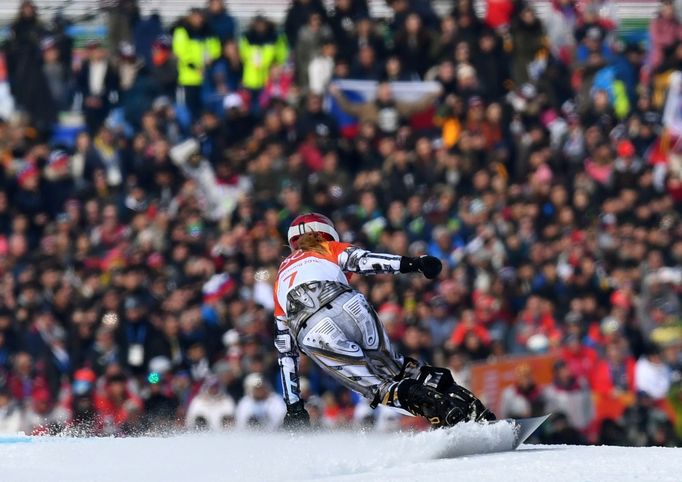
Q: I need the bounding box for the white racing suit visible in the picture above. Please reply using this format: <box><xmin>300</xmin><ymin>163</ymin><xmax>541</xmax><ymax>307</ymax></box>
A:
<box><xmin>273</xmin><ymin>242</ymin><xmax>420</xmax><ymax>408</ymax></box>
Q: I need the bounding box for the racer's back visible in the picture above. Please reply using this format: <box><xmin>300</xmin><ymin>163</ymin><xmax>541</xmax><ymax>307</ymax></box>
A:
<box><xmin>273</xmin><ymin>241</ymin><xmax>353</xmax><ymax>333</ymax></box>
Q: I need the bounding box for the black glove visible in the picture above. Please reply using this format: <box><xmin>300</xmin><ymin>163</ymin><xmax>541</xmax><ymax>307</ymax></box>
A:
<box><xmin>282</xmin><ymin>401</ymin><xmax>310</xmax><ymax>430</ymax></box>
<box><xmin>400</xmin><ymin>256</ymin><xmax>442</xmax><ymax>279</ymax></box>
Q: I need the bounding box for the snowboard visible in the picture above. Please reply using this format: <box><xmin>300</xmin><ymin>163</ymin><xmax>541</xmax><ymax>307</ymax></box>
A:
<box><xmin>432</xmin><ymin>414</ymin><xmax>551</xmax><ymax>459</ymax></box>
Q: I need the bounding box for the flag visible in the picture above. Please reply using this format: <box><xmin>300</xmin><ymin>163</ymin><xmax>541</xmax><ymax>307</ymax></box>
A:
<box><xmin>326</xmin><ymin>80</ymin><xmax>441</xmax><ymax>138</ymax></box>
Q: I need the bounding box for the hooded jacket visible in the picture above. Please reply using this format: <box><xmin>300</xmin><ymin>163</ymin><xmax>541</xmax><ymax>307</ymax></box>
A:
<box><xmin>172</xmin><ymin>20</ymin><xmax>221</xmax><ymax>87</ymax></box>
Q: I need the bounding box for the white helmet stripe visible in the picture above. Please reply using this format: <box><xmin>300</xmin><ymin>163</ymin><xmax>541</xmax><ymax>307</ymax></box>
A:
<box><xmin>288</xmin><ymin>221</ymin><xmax>339</xmax><ymax>243</ymax></box>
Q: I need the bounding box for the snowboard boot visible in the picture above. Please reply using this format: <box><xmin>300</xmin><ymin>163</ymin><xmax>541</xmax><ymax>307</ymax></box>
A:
<box><xmin>446</xmin><ymin>383</ymin><xmax>496</xmax><ymax>423</ymax></box>
<box><xmin>394</xmin><ymin>378</ymin><xmax>468</xmax><ymax>428</ymax></box>
<box><xmin>416</xmin><ymin>366</ymin><xmax>496</xmax><ymax>425</ymax></box>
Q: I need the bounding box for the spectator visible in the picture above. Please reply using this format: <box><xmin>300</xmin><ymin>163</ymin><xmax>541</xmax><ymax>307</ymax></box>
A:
<box><xmin>543</xmin><ymin>0</ymin><xmax>580</xmax><ymax>64</ymax></box>
<box><xmin>149</xmin><ymin>36</ymin><xmax>178</xmax><ymax>101</ymax></box>
<box><xmin>308</xmin><ymin>38</ymin><xmax>336</xmax><ymax>95</ymax></box>
<box><xmin>7</xmin><ymin>352</ymin><xmax>39</xmax><ymax>403</ymax></box>
<box><xmin>117</xmin><ymin>43</ymin><xmax>157</xmax><ymax>130</ymax></box>
<box><xmin>5</xmin><ymin>1</ymin><xmax>55</xmax><ymax>133</ymax></box>
<box><xmin>329</xmin><ymin>0</ymin><xmax>366</xmax><ymax>60</ymax></box>
<box><xmin>186</xmin><ymin>375</ymin><xmax>235</xmax><ymax>430</ymax></box>
<box><xmin>543</xmin><ymin>360</ymin><xmax>594</xmax><ymax>431</ymax></box>
<box><xmin>239</xmin><ymin>15</ymin><xmax>289</xmax><ymax>105</ymax></box>
<box><xmin>172</xmin><ymin>8</ymin><xmax>221</xmax><ymax>120</ymax></box>
<box><xmin>473</xmin><ymin>29</ymin><xmax>510</xmax><ymax>102</ymax></box>
<box><xmin>649</xmin><ymin>0</ymin><xmax>682</xmax><ymax>72</ymax></box>
<box><xmin>392</xmin><ymin>12</ymin><xmax>437</xmax><ymax>79</ymax></box>
<box><xmin>447</xmin><ymin>349</ymin><xmax>472</xmax><ymax>389</ymax></box>
<box><xmin>204</xmin><ymin>40</ymin><xmax>243</xmax><ymax>115</ymax></box>
<box><xmin>295</xmin><ymin>12</ymin><xmax>332</xmax><ymax>88</ymax></box>
<box><xmin>40</xmin><ymin>37</ymin><xmax>69</xmax><ymax>114</ymax></box>
<box><xmin>349</xmin><ymin>44</ymin><xmax>382</xmax><ymax>80</ymax></box>
<box><xmin>560</xmin><ymin>331</ymin><xmax>600</xmax><ymax>386</ymax></box>
<box><xmin>133</xmin><ymin>12</ymin><xmax>163</xmax><ymax>66</ymax></box>
<box><xmin>234</xmin><ymin>373</ymin><xmax>285</xmax><ymax>430</ymax></box>
<box><xmin>142</xmin><ymin>358</ymin><xmax>180</xmax><ymax>431</ymax></box>
<box><xmin>22</xmin><ymin>383</ymin><xmax>68</xmax><ymax>434</ymax></box>
<box><xmin>0</xmin><ymin>387</ymin><xmax>23</xmax><ymax>435</ymax></box>
<box><xmin>65</xmin><ymin>368</ymin><xmax>99</xmax><ymax>436</ymax></box>
<box><xmin>284</xmin><ymin>0</ymin><xmax>327</xmax><ymax>48</ymax></box>
<box><xmin>76</xmin><ymin>41</ymin><xmax>119</xmax><ymax>135</ymax></box>
<box><xmin>635</xmin><ymin>344</ymin><xmax>672</xmax><ymax>401</ymax></box>
<box><xmin>205</xmin><ymin>0</ymin><xmax>238</xmax><ymax>44</ymax></box>
<box><xmin>104</xmin><ymin>0</ymin><xmax>140</xmax><ymax>50</ymax></box>
<box><xmin>95</xmin><ymin>372</ymin><xmax>143</xmax><ymax>435</ymax></box>
<box><xmin>591</xmin><ymin>340</ymin><xmax>636</xmax><ymax>424</ymax></box>
<box><xmin>499</xmin><ymin>364</ymin><xmax>544</xmax><ymax>419</ymax></box>
<box><xmin>510</xmin><ymin>5</ymin><xmax>545</xmax><ymax>86</ymax></box>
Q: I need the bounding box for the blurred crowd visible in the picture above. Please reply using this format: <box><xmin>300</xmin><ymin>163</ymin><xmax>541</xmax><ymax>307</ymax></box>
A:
<box><xmin>0</xmin><ymin>0</ymin><xmax>680</xmax><ymax>446</ymax></box>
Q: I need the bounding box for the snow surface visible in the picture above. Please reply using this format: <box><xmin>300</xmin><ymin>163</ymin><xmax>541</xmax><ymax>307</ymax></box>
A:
<box><xmin>1</xmin><ymin>421</ymin><xmax>681</xmax><ymax>482</ymax></box>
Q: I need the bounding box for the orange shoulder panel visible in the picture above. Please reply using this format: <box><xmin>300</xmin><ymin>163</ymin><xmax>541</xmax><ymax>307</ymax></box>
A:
<box><xmin>322</xmin><ymin>241</ymin><xmax>352</xmax><ymax>261</ymax></box>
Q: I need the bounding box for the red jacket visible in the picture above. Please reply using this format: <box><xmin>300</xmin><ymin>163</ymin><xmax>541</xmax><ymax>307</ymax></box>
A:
<box><xmin>95</xmin><ymin>393</ymin><xmax>143</xmax><ymax>429</ymax></box>
<box><xmin>560</xmin><ymin>345</ymin><xmax>599</xmax><ymax>383</ymax></box>
<box><xmin>485</xmin><ymin>0</ymin><xmax>515</xmax><ymax>29</ymax></box>
<box><xmin>450</xmin><ymin>324</ymin><xmax>491</xmax><ymax>347</ymax></box>
<box><xmin>591</xmin><ymin>357</ymin><xmax>636</xmax><ymax>422</ymax></box>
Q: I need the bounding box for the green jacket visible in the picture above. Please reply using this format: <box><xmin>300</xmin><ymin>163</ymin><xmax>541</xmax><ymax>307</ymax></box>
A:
<box><xmin>239</xmin><ymin>28</ymin><xmax>288</xmax><ymax>90</ymax></box>
<box><xmin>172</xmin><ymin>24</ymin><xmax>221</xmax><ymax>87</ymax></box>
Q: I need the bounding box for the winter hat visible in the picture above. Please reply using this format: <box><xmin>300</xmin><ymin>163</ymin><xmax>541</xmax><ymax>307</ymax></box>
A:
<box><xmin>73</xmin><ymin>368</ymin><xmax>96</xmax><ymax>396</ymax></box>
<box><xmin>222</xmin><ymin>329</ymin><xmax>240</xmax><ymax>347</ymax></box>
<box><xmin>149</xmin><ymin>356</ymin><xmax>172</xmax><ymax>375</ymax></box>
<box><xmin>243</xmin><ymin>373</ymin><xmax>268</xmax><ymax>396</ymax></box>
<box><xmin>118</xmin><ymin>41</ymin><xmax>136</xmax><ymax>60</ymax></box>
<box><xmin>74</xmin><ymin>368</ymin><xmax>97</xmax><ymax>384</ymax></box>
<box><xmin>223</xmin><ymin>93</ymin><xmax>244</xmax><ymax>111</ymax></box>
<box><xmin>40</xmin><ymin>36</ymin><xmax>57</xmax><ymax>52</ymax></box>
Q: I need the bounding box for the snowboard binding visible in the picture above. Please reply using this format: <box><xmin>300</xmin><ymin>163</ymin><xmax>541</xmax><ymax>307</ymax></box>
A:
<box><xmin>400</xmin><ymin>366</ymin><xmax>496</xmax><ymax>428</ymax></box>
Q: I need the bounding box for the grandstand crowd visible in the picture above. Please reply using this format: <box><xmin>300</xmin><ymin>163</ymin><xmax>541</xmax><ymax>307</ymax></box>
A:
<box><xmin>0</xmin><ymin>0</ymin><xmax>680</xmax><ymax>446</ymax></box>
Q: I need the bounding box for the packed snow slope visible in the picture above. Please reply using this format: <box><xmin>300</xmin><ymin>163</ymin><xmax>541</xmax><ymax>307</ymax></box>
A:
<box><xmin>1</xmin><ymin>421</ymin><xmax>681</xmax><ymax>482</ymax></box>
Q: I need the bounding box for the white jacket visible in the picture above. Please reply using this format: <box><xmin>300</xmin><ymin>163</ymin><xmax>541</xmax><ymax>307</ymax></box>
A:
<box><xmin>186</xmin><ymin>392</ymin><xmax>236</xmax><ymax>431</ymax></box>
<box><xmin>0</xmin><ymin>404</ymin><xmax>23</xmax><ymax>435</ymax></box>
<box><xmin>234</xmin><ymin>394</ymin><xmax>286</xmax><ymax>430</ymax></box>
<box><xmin>635</xmin><ymin>357</ymin><xmax>672</xmax><ymax>400</ymax></box>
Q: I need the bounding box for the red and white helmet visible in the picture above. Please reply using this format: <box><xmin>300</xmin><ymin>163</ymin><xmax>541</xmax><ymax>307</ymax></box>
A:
<box><xmin>287</xmin><ymin>213</ymin><xmax>339</xmax><ymax>250</ymax></box>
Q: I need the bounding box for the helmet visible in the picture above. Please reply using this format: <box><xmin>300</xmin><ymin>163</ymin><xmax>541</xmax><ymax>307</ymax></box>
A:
<box><xmin>287</xmin><ymin>213</ymin><xmax>339</xmax><ymax>250</ymax></box>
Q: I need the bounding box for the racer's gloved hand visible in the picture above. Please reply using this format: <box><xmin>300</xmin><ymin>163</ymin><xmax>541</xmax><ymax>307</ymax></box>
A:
<box><xmin>282</xmin><ymin>401</ymin><xmax>310</xmax><ymax>430</ymax></box>
<box><xmin>400</xmin><ymin>256</ymin><xmax>442</xmax><ymax>279</ymax></box>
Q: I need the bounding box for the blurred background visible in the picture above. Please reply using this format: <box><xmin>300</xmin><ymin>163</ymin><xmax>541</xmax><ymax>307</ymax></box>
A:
<box><xmin>0</xmin><ymin>0</ymin><xmax>679</xmax><ymax>447</ymax></box>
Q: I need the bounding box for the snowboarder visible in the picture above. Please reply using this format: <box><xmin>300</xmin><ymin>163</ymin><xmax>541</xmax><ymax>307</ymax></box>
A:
<box><xmin>274</xmin><ymin>213</ymin><xmax>495</xmax><ymax>429</ymax></box>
